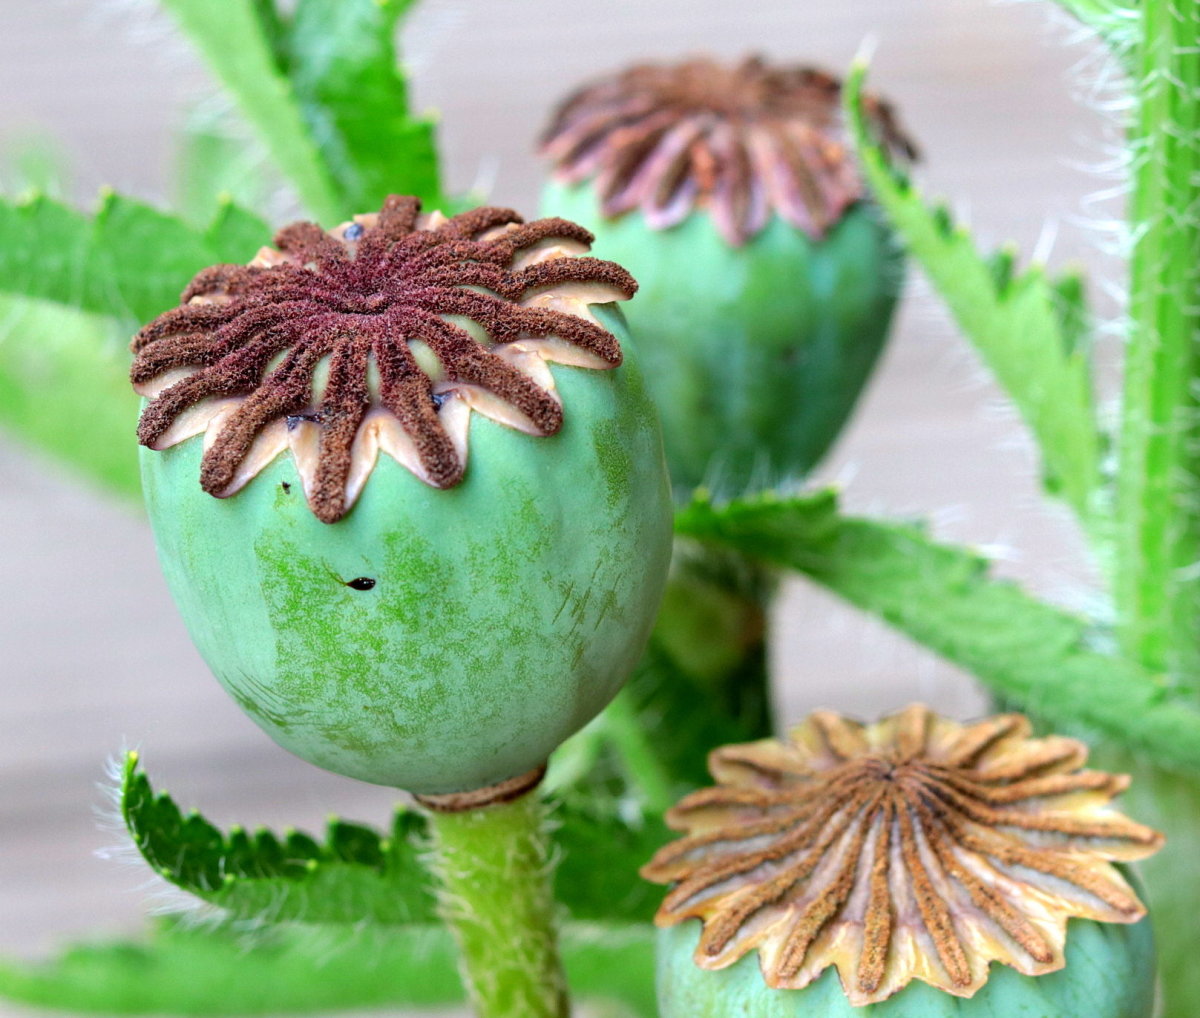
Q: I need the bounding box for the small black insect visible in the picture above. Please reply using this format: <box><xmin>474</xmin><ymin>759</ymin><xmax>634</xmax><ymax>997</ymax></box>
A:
<box><xmin>281</xmin><ymin>481</ymin><xmax>292</xmax><ymax>493</ymax></box>
<box><xmin>346</xmin><ymin>577</ymin><xmax>376</xmax><ymax>591</ymax></box>
<box><xmin>344</xmin><ymin>222</ymin><xmax>365</xmax><ymax>240</ymax></box>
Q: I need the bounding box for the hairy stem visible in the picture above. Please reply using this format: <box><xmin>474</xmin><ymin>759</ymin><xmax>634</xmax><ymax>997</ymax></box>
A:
<box><xmin>1115</xmin><ymin>0</ymin><xmax>1200</xmax><ymax>681</ymax></box>
<box><xmin>425</xmin><ymin>792</ymin><xmax>568</xmax><ymax>1018</ymax></box>
<box><xmin>1052</xmin><ymin>0</ymin><xmax>1138</xmax><ymax>49</ymax></box>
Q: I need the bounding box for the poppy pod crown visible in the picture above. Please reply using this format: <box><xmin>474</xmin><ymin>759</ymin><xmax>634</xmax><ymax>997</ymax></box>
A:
<box><xmin>644</xmin><ymin>706</ymin><xmax>1162</xmax><ymax>1007</ymax></box>
<box><xmin>132</xmin><ymin>195</ymin><xmax>636</xmax><ymax>522</ymax></box>
<box><xmin>542</xmin><ymin>56</ymin><xmax>917</xmax><ymax>246</ymax></box>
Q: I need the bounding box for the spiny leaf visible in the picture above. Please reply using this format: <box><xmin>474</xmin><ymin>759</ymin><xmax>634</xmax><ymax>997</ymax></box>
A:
<box><xmin>845</xmin><ymin>64</ymin><xmax>1104</xmax><ymax>526</ymax></box>
<box><xmin>0</xmin><ymin>191</ymin><xmax>270</xmax><ymax>323</ymax></box>
<box><xmin>174</xmin><ymin>103</ymin><xmax>280</xmax><ymax>227</ymax></box>
<box><xmin>0</xmin><ymin>295</ymin><xmax>141</xmax><ymax>497</ymax></box>
<box><xmin>552</xmin><ymin>795</ymin><xmax>671</xmax><ymax>924</ymax></box>
<box><xmin>159</xmin><ymin>0</ymin><xmax>343</xmax><ymax>222</ymax></box>
<box><xmin>285</xmin><ymin>0</ymin><xmax>441</xmax><ymax>209</ymax></box>
<box><xmin>675</xmin><ymin>489</ymin><xmax>1200</xmax><ymax>776</ymax></box>
<box><xmin>121</xmin><ymin>753</ymin><xmax>669</xmax><ymax>925</ymax></box>
<box><xmin>164</xmin><ymin>0</ymin><xmax>442</xmax><ymax>220</ymax></box>
<box><xmin>121</xmin><ymin>752</ymin><xmax>435</xmax><ymax>926</ymax></box>
<box><xmin>0</xmin><ymin>916</ymin><xmax>656</xmax><ymax>1017</ymax></box>
<box><xmin>0</xmin><ymin>193</ymin><xmax>269</xmax><ymax>496</ymax></box>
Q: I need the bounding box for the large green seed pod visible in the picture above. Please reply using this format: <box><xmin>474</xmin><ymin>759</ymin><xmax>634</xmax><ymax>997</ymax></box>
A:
<box><xmin>134</xmin><ymin>197</ymin><xmax>673</xmax><ymax>796</ymax></box>
<box><xmin>540</xmin><ymin>58</ymin><xmax>917</xmax><ymax>495</ymax></box>
<box><xmin>643</xmin><ymin>706</ymin><xmax>1163</xmax><ymax>1017</ymax></box>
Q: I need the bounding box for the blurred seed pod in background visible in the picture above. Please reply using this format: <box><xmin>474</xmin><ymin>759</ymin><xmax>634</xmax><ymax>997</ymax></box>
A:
<box><xmin>644</xmin><ymin>705</ymin><xmax>1162</xmax><ymax>1017</ymax></box>
<box><xmin>134</xmin><ymin>196</ymin><xmax>674</xmax><ymax>797</ymax></box>
<box><xmin>540</xmin><ymin>57</ymin><xmax>918</xmax><ymax>496</ymax></box>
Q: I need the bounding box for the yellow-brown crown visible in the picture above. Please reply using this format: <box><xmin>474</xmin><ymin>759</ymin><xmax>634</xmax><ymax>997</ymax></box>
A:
<box><xmin>642</xmin><ymin>705</ymin><xmax>1162</xmax><ymax>1005</ymax></box>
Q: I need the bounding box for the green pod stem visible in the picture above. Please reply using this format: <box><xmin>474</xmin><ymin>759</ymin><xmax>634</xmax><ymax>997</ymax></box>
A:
<box><xmin>1111</xmin><ymin>11</ymin><xmax>1200</xmax><ymax>1010</ymax></box>
<box><xmin>654</xmin><ymin>540</ymin><xmax>775</xmax><ymax>726</ymax></box>
<box><xmin>426</xmin><ymin>791</ymin><xmax>567</xmax><ymax>1018</ymax></box>
<box><xmin>655</xmin><ymin>919</ymin><xmax>1156</xmax><ymax>1018</ymax></box>
<box><xmin>542</xmin><ymin>182</ymin><xmax>904</xmax><ymax>497</ymax></box>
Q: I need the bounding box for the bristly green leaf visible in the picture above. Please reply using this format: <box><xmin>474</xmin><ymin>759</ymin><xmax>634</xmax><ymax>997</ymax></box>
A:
<box><xmin>174</xmin><ymin>104</ymin><xmax>280</xmax><ymax>227</ymax></box>
<box><xmin>121</xmin><ymin>753</ymin><xmax>668</xmax><ymax>925</ymax></box>
<box><xmin>0</xmin><ymin>191</ymin><xmax>270</xmax><ymax>324</ymax></box>
<box><xmin>0</xmin><ymin>295</ymin><xmax>141</xmax><ymax>497</ymax></box>
<box><xmin>158</xmin><ymin>0</ymin><xmax>344</xmax><ymax>222</ymax></box>
<box><xmin>675</xmin><ymin>490</ymin><xmax>1200</xmax><ymax>776</ymax></box>
<box><xmin>284</xmin><ymin>0</ymin><xmax>442</xmax><ymax>210</ymax></box>
<box><xmin>0</xmin><ymin>917</ymin><xmax>656</xmax><ymax>1017</ymax></box>
<box><xmin>121</xmin><ymin>752</ymin><xmax>436</xmax><ymax>926</ymax></box>
<box><xmin>164</xmin><ymin>0</ymin><xmax>442</xmax><ymax>221</ymax></box>
<box><xmin>844</xmin><ymin>64</ymin><xmax>1105</xmax><ymax>527</ymax></box>
<box><xmin>552</xmin><ymin>795</ymin><xmax>670</xmax><ymax>924</ymax></box>
<box><xmin>91</xmin><ymin>193</ymin><xmax>270</xmax><ymax>325</ymax></box>
<box><xmin>0</xmin><ymin>192</ymin><xmax>269</xmax><ymax>496</ymax></box>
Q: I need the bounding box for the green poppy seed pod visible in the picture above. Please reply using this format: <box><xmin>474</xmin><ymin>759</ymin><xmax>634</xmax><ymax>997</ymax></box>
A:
<box><xmin>540</xmin><ymin>57</ymin><xmax>918</xmax><ymax>495</ymax></box>
<box><xmin>132</xmin><ymin>196</ymin><xmax>673</xmax><ymax>798</ymax></box>
<box><xmin>642</xmin><ymin>705</ymin><xmax>1163</xmax><ymax>1017</ymax></box>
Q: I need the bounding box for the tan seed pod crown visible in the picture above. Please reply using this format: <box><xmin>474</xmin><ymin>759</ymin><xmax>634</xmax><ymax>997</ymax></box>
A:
<box><xmin>642</xmin><ymin>705</ymin><xmax>1163</xmax><ymax>1005</ymax></box>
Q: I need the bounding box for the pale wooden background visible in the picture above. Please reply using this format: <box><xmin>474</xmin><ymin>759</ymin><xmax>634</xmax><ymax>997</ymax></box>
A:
<box><xmin>0</xmin><ymin>0</ymin><xmax>1121</xmax><ymax>1014</ymax></box>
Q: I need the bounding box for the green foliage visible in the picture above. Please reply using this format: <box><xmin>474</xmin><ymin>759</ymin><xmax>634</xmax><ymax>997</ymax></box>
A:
<box><xmin>844</xmin><ymin>65</ymin><xmax>1104</xmax><ymax>527</ymax></box>
<box><xmin>551</xmin><ymin>795</ymin><xmax>670</xmax><ymax>924</ymax></box>
<box><xmin>0</xmin><ymin>917</ymin><xmax>656</xmax><ymax>1017</ymax></box>
<box><xmin>161</xmin><ymin>0</ymin><xmax>440</xmax><ymax>223</ymax></box>
<box><xmin>0</xmin><ymin>192</ymin><xmax>268</xmax><ymax>496</ymax></box>
<box><xmin>158</xmin><ymin>0</ymin><xmax>343</xmax><ymax>222</ymax></box>
<box><xmin>0</xmin><ymin>295</ymin><xmax>141</xmax><ymax>497</ymax></box>
<box><xmin>0</xmin><ymin>192</ymin><xmax>269</xmax><ymax>324</ymax></box>
<box><xmin>285</xmin><ymin>0</ymin><xmax>441</xmax><ymax>211</ymax></box>
<box><xmin>624</xmin><ymin>604</ymin><xmax>773</xmax><ymax>793</ymax></box>
<box><xmin>174</xmin><ymin>105</ymin><xmax>279</xmax><ymax>227</ymax></box>
<box><xmin>121</xmin><ymin>752</ymin><xmax>436</xmax><ymax>926</ymax></box>
<box><xmin>675</xmin><ymin>490</ymin><xmax>1200</xmax><ymax>775</ymax></box>
<box><xmin>121</xmin><ymin>752</ymin><xmax>668</xmax><ymax>926</ymax></box>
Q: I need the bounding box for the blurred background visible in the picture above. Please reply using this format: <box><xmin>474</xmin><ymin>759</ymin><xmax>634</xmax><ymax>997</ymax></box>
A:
<box><xmin>0</xmin><ymin>0</ymin><xmax>1121</xmax><ymax>1012</ymax></box>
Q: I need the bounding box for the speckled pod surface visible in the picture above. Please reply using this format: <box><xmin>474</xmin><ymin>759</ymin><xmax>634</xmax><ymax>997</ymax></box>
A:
<box><xmin>141</xmin><ymin>307</ymin><xmax>673</xmax><ymax>795</ymax></box>
<box><xmin>541</xmin><ymin>181</ymin><xmax>902</xmax><ymax>495</ymax></box>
